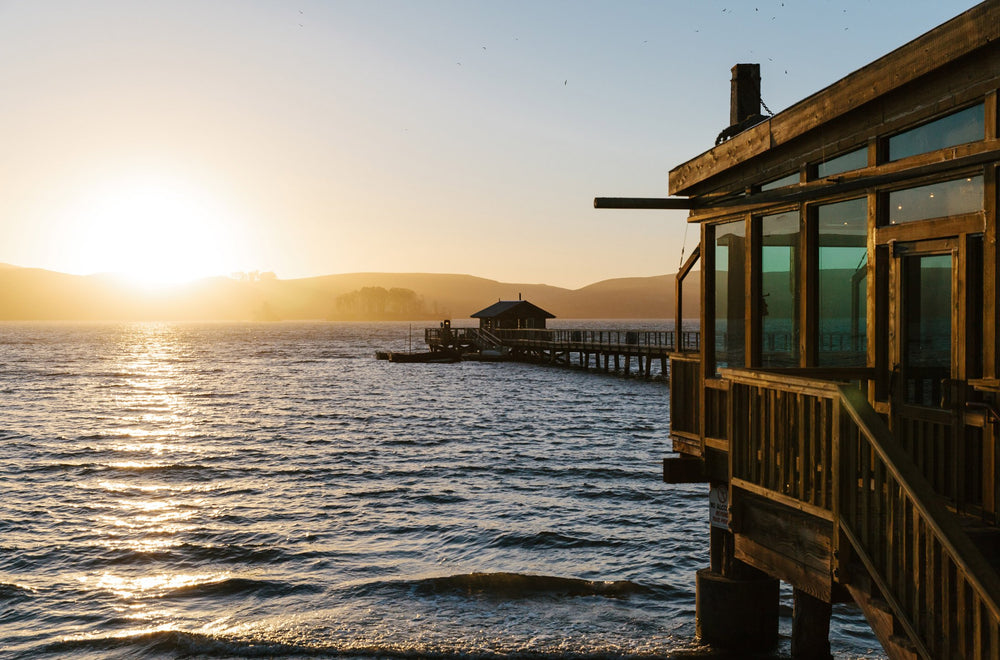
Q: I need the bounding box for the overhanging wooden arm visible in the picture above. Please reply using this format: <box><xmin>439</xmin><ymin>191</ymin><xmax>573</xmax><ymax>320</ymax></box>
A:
<box><xmin>593</xmin><ymin>197</ymin><xmax>696</xmax><ymax>210</ymax></box>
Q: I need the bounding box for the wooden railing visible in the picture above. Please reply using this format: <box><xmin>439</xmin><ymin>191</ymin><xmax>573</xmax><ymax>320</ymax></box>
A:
<box><xmin>425</xmin><ymin>327</ymin><xmax>701</xmax><ymax>352</ymax></box>
<box><xmin>669</xmin><ymin>354</ymin><xmax>701</xmax><ymax>452</ymax></box>
<box><xmin>495</xmin><ymin>328</ymin><xmax>699</xmax><ymax>352</ymax></box>
<box><xmin>724</xmin><ymin>369</ymin><xmax>1000</xmax><ymax>658</ymax></box>
<box><xmin>838</xmin><ymin>386</ymin><xmax>1000</xmax><ymax>660</ymax></box>
<box><xmin>727</xmin><ymin>370</ymin><xmax>840</xmax><ymax>514</ymax></box>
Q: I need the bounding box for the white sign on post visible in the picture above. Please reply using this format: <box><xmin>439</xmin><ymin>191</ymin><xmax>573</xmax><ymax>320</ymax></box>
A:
<box><xmin>709</xmin><ymin>483</ymin><xmax>730</xmax><ymax>530</ymax></box>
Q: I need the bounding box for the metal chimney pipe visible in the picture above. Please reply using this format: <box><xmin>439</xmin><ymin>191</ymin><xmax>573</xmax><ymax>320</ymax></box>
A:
<box><xmin>731</xmin><ymin>63</ymin><xmax>761</xmax><ymax>125</ymax></box>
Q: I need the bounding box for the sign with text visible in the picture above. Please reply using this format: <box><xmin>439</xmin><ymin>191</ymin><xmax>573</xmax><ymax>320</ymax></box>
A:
<box><xmin>709</xmin><ymin>484</ymin><xmax>730</xmax><ymax>530</ymax></box>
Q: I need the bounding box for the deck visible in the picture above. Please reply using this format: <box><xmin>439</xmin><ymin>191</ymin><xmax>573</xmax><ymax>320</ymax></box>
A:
<box><xmin>424</xmin><ymin>326</ymin><xmax>700</xmax><ymax>378</ymax></box>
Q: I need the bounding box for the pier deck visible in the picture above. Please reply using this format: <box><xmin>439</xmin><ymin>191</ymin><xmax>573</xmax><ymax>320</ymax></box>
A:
<box><xmin>425</xmin><ymin>326</ymin><xmax>700</xmax><ymax>378</ymax></box>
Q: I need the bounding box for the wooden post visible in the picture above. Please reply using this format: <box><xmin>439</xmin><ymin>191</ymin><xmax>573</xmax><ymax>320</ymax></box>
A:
<box><xmin>791</xmin><ymin>589</ymin><xmax>832</xmax><ymax>659</ymax></box>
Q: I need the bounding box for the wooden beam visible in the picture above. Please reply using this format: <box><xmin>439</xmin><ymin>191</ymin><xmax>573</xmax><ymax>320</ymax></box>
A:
<box><xmin>663</xmin><ymin>455</ymin><xmax>708</xmax><ymax>483</ymax></box>
<box><xmin>593</xmin><ymin>197</ymin><xmax>695</xmax><ymax>210</ymax></box>
<box><xmin>686</xmin><ymin>143</ymin><xmax>1000</xmax><ymax>222</ymax></box>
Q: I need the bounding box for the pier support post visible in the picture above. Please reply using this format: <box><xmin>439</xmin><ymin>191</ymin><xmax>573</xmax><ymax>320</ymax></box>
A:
<box><xmin>696</xmin><ymin>568</ymin><xmax>779</xmax><ymax>652</ymax></box>
<box><xmin>791</xmin><ymin>589</ymin><xmax>832</xmax><ymax>659</ymax></box>
<box><xmin>698</xmin><ymin>516</ymin><xmax>779</xmax><ymax>652</ymax></box>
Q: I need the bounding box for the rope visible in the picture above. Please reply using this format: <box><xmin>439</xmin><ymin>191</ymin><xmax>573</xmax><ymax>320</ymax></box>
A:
<box><xmin>678</xmin><ymin>221</ymin><xmax>690</xmax><ymax>271</ymax></box>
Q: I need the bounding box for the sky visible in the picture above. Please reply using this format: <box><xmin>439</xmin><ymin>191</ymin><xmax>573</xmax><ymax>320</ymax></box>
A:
<box><xmin>0</xmin><ymin>0</ymin><xmax>982</xmax><ymax>289</ymax></box>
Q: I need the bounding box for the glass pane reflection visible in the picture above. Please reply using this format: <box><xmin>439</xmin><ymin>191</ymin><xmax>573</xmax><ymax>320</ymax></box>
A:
<box><xmin>817</xmin><ymin>198</ymin><xmax>867</xmax><ymax>366</ymax></box>
<box><xmin>888</xmin><ymin>176</ymin><xmax>983</xmax><ymax>224</ymax></box>
<box><xmin>903</xmin><ymin>254</ymin><xmax>952</xmax><ymax>407</ymax></box>
<box><xmin>714</xmin><ymin>220</ymin><xmax>746</xmax><ymax>371</ymax></box>
<box><xmin>817</xmin><ymin>147</ymin><xmax>867</xmax><ymax>178</ymax></box>
<box><xmin>760</xmin><ymin>211</ymin><xmax>800</xmax><ymax>368</ymax></box>
<box><xmin>889</xmin><ymin>104</ymin><xmax>984</xmax><ymax>161</ymax></box>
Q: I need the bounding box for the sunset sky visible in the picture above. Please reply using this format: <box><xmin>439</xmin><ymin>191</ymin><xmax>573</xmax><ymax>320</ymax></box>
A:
<box><xmin>0</xmin><ymin>0</ymin><xmax>978</xmax><ymax>288</ymax></box>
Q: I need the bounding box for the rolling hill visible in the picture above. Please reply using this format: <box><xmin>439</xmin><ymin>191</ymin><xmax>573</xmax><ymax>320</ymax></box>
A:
<box><xmin>0</xmin><ymin>265</ymin><xmax>701</xmax><ymax>321</ymax></box>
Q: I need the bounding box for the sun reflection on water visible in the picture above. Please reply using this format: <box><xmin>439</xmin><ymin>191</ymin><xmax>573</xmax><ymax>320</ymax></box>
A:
<box><xmin>82</xmin><ymin>323</ymin><xmax>226</xmax><ymax>630</ymax></box>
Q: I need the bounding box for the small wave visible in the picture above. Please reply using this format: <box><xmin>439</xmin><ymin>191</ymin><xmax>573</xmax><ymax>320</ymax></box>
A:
<box><xmin>414</xmin><ymin>492</ymin><xmax>466</xmax><ymax>505</ymax></box>
<box><xmin>101</xmin><ymin>462</ymin><xmax>216</xmax><ymax>474</ymax></box>
<box><xmin>359</xmin><ymin>572</ymin><xmax>654</xmax><ymax>601</ymax></box>
<box><xmin>0</xmin><ymin>581</ymin><xmax>35</xmax><ymax>602</ymax></box>
<box><xmin>38</xmin><ymin>626</ymin><xmax>695</xmax><ymax>660</ymax></box>
<box><xmin>486</xmin><ymin>530</ymin><xmax>618</xmax><ymax>551</ymax></box>
<box><xmin>177</xmin><ymin>542</ymin><xmax>290</xmax><ymax>565</ymax></box>
<box><xmin>159</xmin><ymin>576</ymin><xmax>322</xmax><ymax>600</ymax></box>
<box><xmin>39</xmin><ymin>629</ymin><xmax>317</xmax><ymax>659</ymax></box>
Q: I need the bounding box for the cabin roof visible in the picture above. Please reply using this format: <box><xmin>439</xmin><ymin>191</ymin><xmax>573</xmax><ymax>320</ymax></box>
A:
<box><xmin>668</xmin><ymin>0</ymin><xmax>1000</xmax><ymax>197</ymax></box>
<box><xmin>471</xmin><ymin>300</ymin><xmax>556</xmax><ymax>320</ymax></box>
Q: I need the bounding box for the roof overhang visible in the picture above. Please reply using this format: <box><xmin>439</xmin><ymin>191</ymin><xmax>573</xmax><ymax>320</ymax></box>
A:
<box><xmin>668</xmin><ymin>0</ymin><xmax>1000</xmax><ymax>197</ymax></box>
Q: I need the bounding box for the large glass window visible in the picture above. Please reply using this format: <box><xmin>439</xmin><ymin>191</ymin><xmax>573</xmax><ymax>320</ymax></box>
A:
<box><xmin>817</xmin><ymin>198</ymin><xmax>868</xmax><ymax>366</ymax></box>
<box><xmin>762</xmin><ymin>172</ymin><xmax>799</xmax><ymax>191</ymax></box>
<box><xmin>714</xmin><ymin>220</ymin><xmax>746</xmax><ymax>371</ymax></box>
<box><xmin>760</xmin><ymin>211</ymin><xmax>800</xmax><ymax>368</ymax></box>
<box><xmin>888</xmin><ymin>104</ymin><xmax>985</xmax><ymax>161</ymax></box>
<box><xmin>817</xmin><ymin>147</ymin><xmax>867</xmax><ymax>178</ymax></box>
<box><xmin>888</xmin><ymin>175</ymin><xmax>983</xmax><ymax>224</ymax></box>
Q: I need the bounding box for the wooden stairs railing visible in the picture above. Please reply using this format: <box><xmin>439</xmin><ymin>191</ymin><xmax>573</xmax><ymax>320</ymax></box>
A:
<box><xmin>725</xmin><ymin>370</ymin><xmax>1000</xmax><ymax>659</ymax></box>
<box><xmin>838</xmin><ymin>386</ymin><xmax>1000</xmax><ymax>659</ymax></box>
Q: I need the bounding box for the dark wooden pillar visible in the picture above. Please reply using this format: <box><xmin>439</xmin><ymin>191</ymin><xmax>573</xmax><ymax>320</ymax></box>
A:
<box><xmin>791</xmin><ymin>589</ymin><xmax>832</xmax><ymax>659</ymax></box>
<box><xmin>698</xmin><ymin>482</ymin><xmax>779</xmax><ymax>652</ymax></box>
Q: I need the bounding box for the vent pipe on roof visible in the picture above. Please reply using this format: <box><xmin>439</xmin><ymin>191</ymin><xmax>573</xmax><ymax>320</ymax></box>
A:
<box><xmin>730</xmin><ymin>63</ymin><xmax>761</xmax><ymax>125</ymax></box>
<box><xmin>716</xmin><ymin>63</ymin><xmax>766</xmax><ymax>145</ymax></box>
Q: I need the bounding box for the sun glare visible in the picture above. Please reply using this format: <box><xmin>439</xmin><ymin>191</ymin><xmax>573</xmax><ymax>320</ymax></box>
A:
<box><xmin>62</xmin><ymin>177</ymin><xmax>241</xmax><ymax>287</ymax></box>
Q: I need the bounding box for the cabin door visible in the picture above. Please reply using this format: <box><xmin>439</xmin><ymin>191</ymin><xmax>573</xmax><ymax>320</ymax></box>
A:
<box><xmin>889</xmin><ymin>237</ymin><xmax>980</xmax><ymax>509</ymax></box>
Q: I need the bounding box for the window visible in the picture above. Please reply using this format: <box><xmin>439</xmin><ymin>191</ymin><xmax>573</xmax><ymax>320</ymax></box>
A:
<box><xmin>888</xmin><ymin>176</ymin><xmax>983</xmax><ymax>224</ymax></box>
<box><xmin>817</xmin><ymin>147</ymin><xmax>867</xmax><ymax>178</ymax></box>
<box><xmin>888</xmin><ymin>104</ymin><xmax>985</xmax><ymax>161</ymax></box>
<box><xmin>817</xmin><ymin>198</ymin><xmax>867</xmax><ymax>366</ymax></box>
<box><xmin>714</xmin><ymin>220</ymin><xmax>746</xmax><ymax>371</ymax></box>
<box><xmin>761</xmin><ymin>172</ymin><xmax>799</xmax><ymax>191</ymax></box>
<box><xmin>760</xmin><ymin>211</ymin><xmax>800</xmax><ymax>367</ymax></box>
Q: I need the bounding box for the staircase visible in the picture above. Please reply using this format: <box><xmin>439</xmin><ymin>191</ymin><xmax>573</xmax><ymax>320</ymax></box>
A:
<box><xmin>724</xmin><ymin>370</ymin><xmax>1000</xmax><ymax>659</ymax></box>
<box><xmin>836</xmin><ymin>386</ymin><xmax>1000</xmax><ymax>659</ymax></box>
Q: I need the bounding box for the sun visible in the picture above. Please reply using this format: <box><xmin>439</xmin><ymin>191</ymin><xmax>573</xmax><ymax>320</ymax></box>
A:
<box><xmin>61</xmin><ymin>176</ymin><xmax>241</xmax><ymax>287</ymax></box>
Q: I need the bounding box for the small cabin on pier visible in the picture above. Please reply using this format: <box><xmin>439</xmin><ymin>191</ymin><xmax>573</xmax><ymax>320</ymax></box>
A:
<box><xmin>471</xmin><ymin>300</ymin><xmax>555</xmax><ymax>332</ymax></box>
<box><xmin>599</xmin><ymin>2</ymin><xmax>1000</xmax><ymax>657</ymax></box>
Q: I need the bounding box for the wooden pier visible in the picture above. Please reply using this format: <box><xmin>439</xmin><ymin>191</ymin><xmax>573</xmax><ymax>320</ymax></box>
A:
<box><xmin>424</xmin><ymin>326</ymin><xmax>700</xmax><ymax>378</ymax></box>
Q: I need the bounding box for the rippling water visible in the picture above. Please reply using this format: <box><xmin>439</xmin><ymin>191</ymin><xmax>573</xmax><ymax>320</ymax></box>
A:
<box><xmin>0</xmin><ymin>321</ymin><xmax>884</xmax><ymax>658</ymax></box>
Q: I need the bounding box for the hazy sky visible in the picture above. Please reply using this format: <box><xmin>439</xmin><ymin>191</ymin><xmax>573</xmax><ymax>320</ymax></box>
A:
<box><xmin>0</xmin><ymin>0</ymin><xmax>979</xmax><ymax>288</ymax></box>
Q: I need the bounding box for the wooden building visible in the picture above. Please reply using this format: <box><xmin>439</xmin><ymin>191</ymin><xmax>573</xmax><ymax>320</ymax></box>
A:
<box><xmin>599</xmin><ymin>2</ymin><xmax>1000</xmax><ymax>657</ymax></box>
<box><xmin>471</xmin><ymin>300</ymin><xmax>555</xmax><ymax>331</ymax></box>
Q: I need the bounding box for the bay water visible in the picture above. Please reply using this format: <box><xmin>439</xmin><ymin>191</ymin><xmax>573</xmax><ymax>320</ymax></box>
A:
<box><xmin>0</xmin><ymin>321</ymin><xmax>883</xmax><ymax>658</ymax></box>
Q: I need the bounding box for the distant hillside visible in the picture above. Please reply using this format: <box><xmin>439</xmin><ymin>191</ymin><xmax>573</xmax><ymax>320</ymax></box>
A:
<box><xmin>0</xmin><ymin>264</ymin><xmax>701</xmax><ymax>321</ymax></box>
